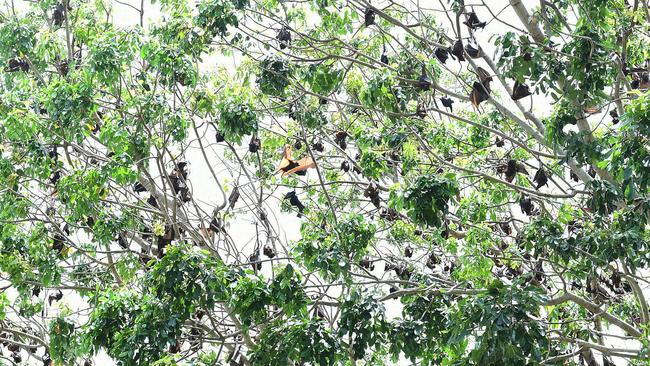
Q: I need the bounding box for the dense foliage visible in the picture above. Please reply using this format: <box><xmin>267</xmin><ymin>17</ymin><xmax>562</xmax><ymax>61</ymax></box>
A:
<box><xmin>0</xmin><ymin>0</ymin><xmax>649</xmax><ymax>365</ymax></box>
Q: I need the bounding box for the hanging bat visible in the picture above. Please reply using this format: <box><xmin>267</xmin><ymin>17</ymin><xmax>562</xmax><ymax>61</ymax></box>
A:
<box><xmin>5</xmin><ymin>58</ymin><xmax>29</xmax><ymax>72</ymax></box>
<box><xmin>341</xmin><ymin>161</ymin><xmax>350</xmax><ymax>172</ymax></box>
<box><xmin>334</xmin><ymin>131</ymin><xmax>348</xmax><ymax>149</ymax></box>
<box><xmin>404</xmin><ymin>245</ymin><xmax>413</xmax><ymax>258</ymax></box>
<box><xmin>416</xmin><ymin>101</ymin><xmax>427</xmax><ymax>118</ymax></box>
<box><xmin>495</xmin><ymin>137</ymin><xmax>505</xmax><ymax>147</ymax></box>
<box><xmin>249</xmin><ymin>137</ymin><xmax>261</xmax><ymax>153</ymax></box>
<box><xmin>363</xmin><ymin>182</ymin><xmax>381</xmax><ymax>208</ymax></box>
<box><xmin>364</xmin><ymin>8</ymin><xmax>375</xmax><ymax>26</ymax></box>
<box><xmin>435</xmin><ymin>47</ymin><xmax>449</xmax><ymax>64</ymax></box>
<box><xmin>519</xmin><ymin>196</ymin><xmax>536</xmax><ymax>216</ymax></box>
<box><xmin>533</xmin><ymin>168</ymin><xmax>548</xmax><ymax>189</ymax></box>
<box><xmin>263</xmin><ymin>245</ymin><xmax>276</xmax><ymax>258</ymax></box>
<box><xmin>277</xmin><ymin>26</ymin><xmax>291</xmax><ymax>50</ymax></box>
<box><xmin>312</xmin><ymin>141</ymin><xmax>325</xmax><ymax>152</ymax></box>
<box><xmin>228</xmin><ymin>186</ymin><xmax>240</xmax><ymax>209</ymax></box>
<box><xmin>465</xmin><ymin>44</ymin><xmax>481</xmax><ymax>58</ymax></box>
<box><xmin>511</xmin><ymin>80</ymin><xmax>532</xmax><ymax>100</ymax></box>
<box><xmin>503</xmin><ymin>159</ymin><xmax>528</xmax><ymax>182</ymax></box>
<box><xmin>451</xmin><ymin>39</ymin><xmax>465</xmax><ymax>61</ymax></box>
<box><xmin>610</xmin><ymin>110</ymin><xmax>619</xmax><ymax>124</ymax></box>
<box><xmin>284</xmin><ymin>190</ymin><xmax>305</xmax><ymax>217</ymax></box>
<box><xmin>380</xmin><ymin>45</ymin><xmax>389</xmax><ymax>65</ymax></box>
<box><xmin>417</xmin><ymin>65</ymin><xmax>432</xmax><ymax>90</ymax></box>
<box><xmin>469</xmin><ymin>82</ymin><xmax>490</xmax><ymax>107</ymax></box>
<box><xmin>463</xmin><ymin>12</ymin><xmax>486</xmax><ymax>30</ymax></box>
<box><xmin>276</xmin><ymin>145</ymin><xmax>315</xmax><ymax>176</ymax></box>
<box><xmin>52</xmin><ymin>3</ymin><xmax>66</xmax><ymax>27</ymax></box>
<box><xmin>440</xmin><ymin>96</ymin><xmax>454</xmax><ymax>111</ymax></box>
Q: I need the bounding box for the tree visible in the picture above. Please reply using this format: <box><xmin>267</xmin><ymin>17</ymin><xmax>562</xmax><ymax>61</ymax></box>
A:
<box><xmin>0</xmin><ymin>0</ymin><xmax>648</xmax><ymax>365</ymax></box>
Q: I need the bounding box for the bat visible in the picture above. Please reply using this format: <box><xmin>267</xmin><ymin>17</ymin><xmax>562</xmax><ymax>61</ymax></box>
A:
<box><xmin>364</xmin><ymin>8</ymin><xmax>375</xmax><ymax>26</ymax></box>
<box><xmin>359</xmin><ymin>257</ymin><xmax>375</xmax><ymax>270</ymax></box>
<box><xmin>133</xmin><ymin>182</ymin><xmax>147</xmax><ymax>193</ymax></box>
<box><xmin>477</xmin><ymin>67</ymin><xmax>493</xmax><ymax>87</ymax></box>
<box><xmin>416</xmin><ymin>101</ymin><xmax>427</xmax><ymax>118</ymax></box>
<box><xmin>380</xmin><ymin>45</ymin><xmax>389</xmax><ymax>65</ymax></box>
<box><xmin>249</xmin><ymin>137</ymin><xmax>261</xmax><ymax>153</ymax></box>
<box><xmin>533</xmin><ymin>168</ymin><xmax>548</xmax><ymax>189</ymax></box>
<box><xmin>511</xmin><ymin>80</ymin><xmax>532</xmax><ymax>100</ymax></box>
<box><xmin>249</xmin><ymin>253</ymin><xmax>262</xmax><ymax>270</ymax></box>
<box><xmin>404</xmin><ymin>245</ymin><xmax>413</xmax><ymax>258</ymax></box>
<box><xmin>341</xmin><ymin>161</ymin><xmax>350</xmax><ymax>172</ymax></box>
<box><xmin>312</xmin><ymin>141</ymin><xmax>325</xmax><ymax>152</ymax></box>
<box><xmin>469</xmin><ymin>82</ymin><xmax>490</xmax><ymax>107</ymax></box>
<box><xmin>334</xmin><ymin>131</ymin><xmax>348</xmax><ymax>149</ymax></box>
<box><xmin>504</xmin><ymin>159</ymin><xmax>528</xmax><ymax>182</ymax></box>
<box><xmin>228</xmin><ymin>186</ymin><xmax>240</xmax><ymax>209</ymax></box>
<box><xmin>215</xmin><ymin>131</ymin><xmax>225</xmax><ymax>143</ymax></box>
<box><xmin>440</xmin><ymin>96</ymin><xmax>454</xmax><ymax>111</ymax></box>
<box><xmin>284</xmin><ymin>190</ymin><xmax>305</xmax><ymax>217</ymax></box>
<box><xmin>5</xmin><ymin>58</ymin><xmax>29</xmax><ymax>72</ymax></box>
<box><xmin>53</xmin><ymin>3</ymin><xmax>66</xmax><ymax>27</ymax></box>
<box><xmin>426</xmin><ymin>252</ymin><xmax>440</xmax><ymax>269</ymax></box>
<box><xmin>451</xmin><ymin>39</ymin><xmax>465</xmax><ymax>61</ymax></box>
<box><xmin>276</xmin><ymin>145</ymin><xmax>315</xmax><ymax>176</ymax></box>
<box><xmin>363</xmin><ymin>182</ymin><xmax>381</xmax><ymax>208</ymax></box>
<box><xmin>418</xmin><ymin>65</ymin><xmax>432</xmax><ymax>90</ymax></box>
<box><xmin>519</xmin><ymin>196</ymin><xmax>536</xmax><ymax>216</ymax></box>
<box><xmin>465</xmin><ymin>44</ymin><xmax>481</xmax><ymax>58</ymax></box>
<box><xmin>463</xmin><ymin>12</ymin><xmax>486</xmax><ymax>30</ymax></box>
<box><xmin>610</xmin><ymin>110</ymin><xmax>619</xmax><ymax>124</ymax></box>
<box><xmin>263</xmin><ymin>245</ymin><xmax>276</xmax><ymax>258</ymax></box>
<box><xmin>435</xmin><ymin>47</ymin><xmax>449</xmax><ymax>64</ymax></box>
<box><xmin>495</xmin><ymin>137</ymin><xmax>505</xmax><ymax>147</ymax></box>
<box><xmin>277</xmin><ymin>26</ymin><xmax>291</xmax><ymax>50</ymax></box>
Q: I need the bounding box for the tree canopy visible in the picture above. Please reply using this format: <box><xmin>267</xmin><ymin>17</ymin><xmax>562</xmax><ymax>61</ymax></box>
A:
<box><xmin>0</xmin><ymin>0</ymin><xmax>649</xmax><ymax>365</ymax></box>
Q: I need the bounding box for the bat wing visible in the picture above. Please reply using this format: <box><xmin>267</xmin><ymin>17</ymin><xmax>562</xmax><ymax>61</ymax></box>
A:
<box><xmin>282</xmin><ymin>156</ymin><xmax>315</xmax><ymax>176</ymax></box>
<box><xmin>276</xmin><ymin>145</ymin><xmax>294</xmax><ymax>173</ymax></box>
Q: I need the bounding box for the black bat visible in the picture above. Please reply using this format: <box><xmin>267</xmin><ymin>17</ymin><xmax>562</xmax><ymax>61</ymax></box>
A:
<box><xmin>284</xmin><ymin>191</ymin><xmax>305</xmax><ymax>217</ymax></box>
<box><xmin>504</xmin><ymin>159</ymin><xmax>528</xmax><ymax>182</ymax></box>
<box><xmin>228</xmin><ymin>186</ymin><xmax>240</xmax><ymax>209</ymax></box>
<box><xmin>463</xmin><ymin>12</ymin><xmax>486</xmax><ymax>30</ymax></box>
<box><xmin>416</xmin><ymin>101</ymin><xmax>427</xmax><ymax>118</ymax></box>
<box><xmin>404</xmin><ymin>245</ymin><xmax>413</xmax><ymax>258</ymax></box>
<box><xmin>133</xmin><ymin>182</ymin><xmax>147</xmax><ymax>193</ymax></box>
<box><xmin>380</xmin><ymin>45</ymin><xmax>389</xmax><ymax>65</ymax></box>
<box><xmin>364</xmin><ymin>8</ymin><xmax>375</xmax><ymax>26</ymax></box>
<box><xmin>417</xmin><ymin>65</ymin><xmax>432</xmax><ymax>90</ymax></box>
<box><xmin>495</xmin><ymin>137</ymin><xmax>505</xmax><ymax>147</ymax></box>
<box><xmin>363</xmin><ymin>182</ymin><xmax>381</xmax><ymax>208</ymax></box>
<box><xmin>312</xmin><ymin>141</ymin><xmax>325</xmax><ymax>152</ymax></box>
<box><xmin>569</xmin><ymin>169</ymin><xmax>580</xmax><ymax>182</ymax></box>
<box><xmin>277</xmin><ymin>26</ymin><xmax>291</xmax><ymax>50</ymax></box>
<box><xmin>341</xmin><ymin>161</ymin><xmax>350</xmax><ymax>172</ymax></box>
<box><xmin>263</xmin><ymin>245</ymin><xmax>276</xmax><ymax>258</ymax></box>
<box><xmin>435</xmin><ymin>47</ymin><xmax>449</xmax><ymax>64</ymax></box>
<box><xmin>249</xmin><ymin>137</ymin><xmax>261</xmax><ymax>153</ymax></box>
<box><xmin>52</xmin><ymin>3</ymin><xmax>65</xmax><ymax>27</ymax></box>
<box><xmin>451</xmin><ymin>39</ymin><xmax>465</xmax><ymax>61</ymax></box>
<box><xmin>511</xmin><ymin>80</ymin><xmax>532</xmax><ymax>100</ymax></box>
<box><xmin>469</xmin><ymin>82</ymin><xmax>490</xmax><ymax>107</ymax></box>
<box><xmin>533</xmin><ymin>168</ymin><xmax>548</xmax><ymax>189</ymax></box>
<box><xmin>215</xmin><ymin>131</ymin><xmax>225</xmax><ymax>143</ymax></box>
<box><xmin>334</xmin><ymin>131</ymin><xmax>348</xmax><ymax>149</ymax></box>
<box><xmin>610</xmin><ymin>110</ymin><xmax>619</xmax><ymax>124</ymax></box>
<box><xmin>249</xmin><ymin>253</ymin><xmax>262</xmax><ymax>270</ymax></box>
<box><xmin>465</xmin><ymin>44</ymin><xmax>481</xmax><ymax>58</ymax></box>
<box><xmin>519</xmin><ymin>196</ymin><xmax>536</xmax><ymax>216</ymax></box>
<box><xmin>5</xmin><ymin>58</ymin><xmax>29</xmax><ymax>72</ymax></box>
<box><xmin>440</xmin><ymin>96</ymin><xmax>454</xmax><ymax>111</ymax></box>
<box><xmin>426</xmin><ymin>252</ymin><xmax>440</xmax><ymax>269</ymax></box>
